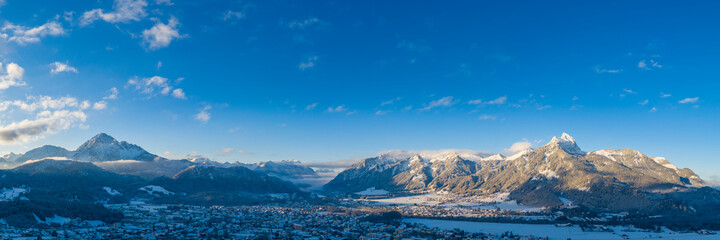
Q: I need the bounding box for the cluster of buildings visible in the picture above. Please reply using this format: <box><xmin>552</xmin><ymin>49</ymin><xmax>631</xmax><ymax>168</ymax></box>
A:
<box><xmin>0</xmin><ymin>200</ymin><xmax>550</xmax><ymax>239</ymax></box>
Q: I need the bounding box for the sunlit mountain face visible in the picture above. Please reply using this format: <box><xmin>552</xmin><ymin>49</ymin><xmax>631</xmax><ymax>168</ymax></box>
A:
<box><xmin>0</xmin><ymin>0</ymin><xmax>719</xmax><ymax>238</ymax></box>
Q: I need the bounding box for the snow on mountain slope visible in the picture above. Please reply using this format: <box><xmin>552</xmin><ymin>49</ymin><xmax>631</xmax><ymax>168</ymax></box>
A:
<box><xmin>326</xmin><ymin>133</ymin><xmax>710</xmax><ymax>214</ymax></box>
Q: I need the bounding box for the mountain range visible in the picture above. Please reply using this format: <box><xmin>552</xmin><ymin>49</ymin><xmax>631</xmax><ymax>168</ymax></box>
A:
<box><xmin>0</xmin><ymin>133</ymin><xmax>314</xmax><ymax>208</ymax></box>
<box><xmin>2</xmin><ymin>132</ymin><xmax>719</xmax><ymax>220</ymax></box>
<box><xmin>325</xmin><ymin>133</ymin><xmax>719</xmax><ymax>217</ymax></box>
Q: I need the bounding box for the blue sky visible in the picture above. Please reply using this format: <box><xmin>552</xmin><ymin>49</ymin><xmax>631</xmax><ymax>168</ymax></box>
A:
<box><xmin>0</xmin><ymin>0</ymin><xmax>718</xmax><ymax>180</ymax></box>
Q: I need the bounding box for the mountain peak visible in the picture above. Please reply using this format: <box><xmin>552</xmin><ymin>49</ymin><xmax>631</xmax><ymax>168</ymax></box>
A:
<box><xmin>79</xmin><ymin>133</ymin><xmax>119</xmax><ymax>149</ymax></box>
<box><xmin>550</xmin><ymin>132</ymin><xmax>576</xmax><ymax>144</ymax></box>
<box><xmin>547</xmin><ymin>132</ymin><xmax>585</xmax><ymax>155</ymax></box>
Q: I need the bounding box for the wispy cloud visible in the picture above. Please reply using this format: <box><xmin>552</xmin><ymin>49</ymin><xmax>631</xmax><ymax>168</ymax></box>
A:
<box><xmin>298</xmin><ymin>56</ymin><xmax>318</xmax><ymax>70</ymax></box>
<box><xmin>194</xmin><ymin>105</ymin><xmax>211</xmax><ymax>123</ymax></box>
<box><xmin>594</xmin><ymin>66</ymin><xmax>622</xmax><ymax>73</ymax></box>
<box><xmin>421</xmin><ymin>96</ymin><xmax>457</xmax><ymax>111</ymax></box>
<box><xmin>288</xmin><ymin>17</ymin><xmax>321</xmax><ymax>30</ymax></box>
<box><xmin>678</xmin><ymin>97</ymin><xmax>699</xmax><ymax>104</ymax></box>
<box><xmin>638</xmin><ymin>59</ymin><xmax>662</xmax><ymax>70</ymax></box>
<box><xmin>126</xmin><ymin>76</ymin><xmax>186</xmax><ymax>99</ymax></box>
<box><xmin>305</xmin><ymin>102</ymin><xmax>318</xmax><ymax>110</ymax></box>
<box><xmin>1</xmin><ymin>20</ymin><xmax>65</xmax><ymax>45</ymax></box>
<box><xmin>502</xmin><ymin>141</ymin><xmax>532</xmax><ymax>155</ymax></box>
<box><xmin>381</xmin><ymin>97</ymin><xmax>401</xmax><ymax>106</ymax></box>
<box><xmin>104</xmin><ymin>87</ymin><xmax>119</xmax><ymax>100</ymax></box>
<box><xmin>468</xmin><ymin>96</ymin><xmax>507</xmax><ymax>105</ymax></box>
<box><xmin>326</xmin><ymin>105</ymin><xmax>347</xmax><ymax>113</ymax></box>
<box><xmin>622</xmin><ymin>88</ymin><xmax>637</xmax><ymax>94</ymax></box>
<box><xmin>49</xmin><ymin>62</ymin><xmax>78</xmax><ymax>74</ymax></box>
<box><xmin>80</xmin><ymin>0</ymin><xmax>148</xmax><ymax>26</ymax></box>
<box><xmin>639</xmin><ymin>99</ymin><xmax>649</xmax><ymax>105</ymax></box>
<box><xmin>223</xmin><ymin>10</ymin><xmax>244</xmax><ymax>21</ymax></box>
<box><xmin>660</xmin><ymin>92</ymin><xmax>671</xmax><ymax>98</ymax></box>
<box><xmin>478</xmin><ymin>114</ymin><xmax>497</xmax><ymax>120</ymax></box>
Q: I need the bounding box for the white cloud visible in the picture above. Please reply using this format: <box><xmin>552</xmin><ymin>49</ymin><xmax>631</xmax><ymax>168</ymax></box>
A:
<box><xmin>288</xmin><ymin>18</ymin><xmax>320</xmax><ymax>30</ymax></box>
<box><xmin>79</xmin><ymin>100</ymin><xmax>91</xmax><ymax>110</ymax></box>
<box><xmin>195</xmin><ymin>106</ymin><xmax>211</xmax><ymax>123</ymax></box>
<box><xmin>622</xmin><ymin>88</ymin><xmax>637</xmax><ymax>94</ymax></box>
<box><xmin>223</xmin><ymin>10</ymin><xmax>243</xmax><ymax>21</ymax></box>
<box><xmin>305</xmin><ymin>102</ymin><xmax>318</xmax><ymax>110</ymax></box>
<box><xmin>127</xmin><ymin>76</ymin><xmax>185</xmax><ymax>99</ymax></box>
<box><xmin>80</xmin><ymin>0</ymin><xmax>148</xmax><ymax>26</ymax></box>
<box><xmin>478</xmin><ymin>114</ymin><xmax>496</xmax><ymax>120</ymax></box>
<box><xmin>142</xmin><ymin>16</ymin><xmax>183</xmax><ymax>50</ymax></box>
<box><xmin>155</xmin><ymin>0</ymin><xmax>172</xmax><ymax>5</ymax></box>
<box><xmin>381</xmin><ymin>97</ymin><xmax>401</xmax><ymax>106</ymax></box>
<box><xmin>0</xmin><ymin>110</ymin><xmax>87</xmax><ymax>144</ymax></box>
<box><xmin>595</xmin><ymin>66</ymin><xmax>622</xmax><ymax>73</ymax></box>
<box><xmin>638</xmin><ymin>59</ymin><xmax>662</xmax><ymax>70</ymax></box>
<box><xmin>104</xmin><ymin>87</ymin><xmax>119</xmax><ymax>100</ymax></box>
<box><xmin>49</xmin><ymin>61</ymin><xmax>78</xmax><ymax>74</ymax></box>
<box><xmin>1</xmin><ymin>21</ymin><xmax>65</xmax><ymax>45</ymax></box>
<box><xmin>660</xmin><ymin>92</ymin><xmax>671</xmax><ymax>98</ymax></box>
<box><xmin>171</xmin><ymin>88</ymin><xmax>186</xmax><ymax>99</ymax></box>
<box><xmin>0</xmin><ymin>0</ymin><xmax>6</xmax><ymax>8</ymax></box>
<box><xmin>421</xmin><ymin>96</ymin><xmax>457</xmax><ymax>111</ymax></box>
<box><xmin>678</xmin><ymin>97</ymin><xmax>699</xmax><ymax>104</ymax></box>
<box><xmin>5</xmin><ymin>96</ymin><xmax>83</xmax><ymax>112</ymax></box>
<box><xmin>219</xmin><ymin>148</ymin><xmax>234</xmax><ymax>155</ymax></box>
<box><xmin>0</xmin><ymin>62</ymin><xmax>25</xmax><ymax>90</ymax></box>
<box><xmin>649</xmin><ymin>107</ymin><xmax>657</xmax><ymax>112</ymax></box>
<box><xmin>93</xmin><ymin>101</ymin><xmax>108</xmax><ymax>110</ymax></box>
<box><xmin>375</xmin><ymin>110</ymin><xmax>390</xmax><ymax>115</ymax></box>
<box><xmin>468</xmin><ymin>96</ymin><xmax>506</xmax><ymax>105</ymax></box>
<box><xmin>299</xmin><ymin>56</ymin><xmax>318</xmax><ymax>70</ymax></box>
<box><xmin>639</xmin><ymin>99</ymin><xmax>649</xmax><ymax>105</ymax></box>
<box><xmin>487</xmin><ymin>96</ymin><xmax>507</xmax><ymax>105</ymax></box>
<box><xmin>502</xmin><ymin>141</ymin><xmax>532</xmax><ymax>156</ymax></box>
<box><xmin>326</xmin><ymin>105</ymin><xmax>347</xmax><ymax>113</ymax></box>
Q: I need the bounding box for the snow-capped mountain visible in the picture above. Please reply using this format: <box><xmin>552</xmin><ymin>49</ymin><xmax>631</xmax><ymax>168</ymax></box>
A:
<box><xmin>244</xmin><ymin>160</ymin><xmax>319</xmax><ymax>179</ymax></box>
<box><xmin>325</xmin><ymin>133</ymin><xmax>715</xmax><ymax>214</ymax></box>
<box><xmin>11</xmin><ymin>133</ymin><xmax>159</xmax><ymax>163</ymax></box>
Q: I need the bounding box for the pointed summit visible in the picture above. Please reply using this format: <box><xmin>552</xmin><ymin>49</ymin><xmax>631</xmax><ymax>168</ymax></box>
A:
<box><xmin>73</xmin><ymin>133</ymin><xmax>158</xmax><ymax>162</ymax></box>
<box><xmin>547</xmin><ymin>132</ymin><xmax>585</xmax><ymax>155</ymax></box>
<box><xmin>78</xmin><ymin>133</ymin><xmax>118</xmax><ymax>150</ymax></box>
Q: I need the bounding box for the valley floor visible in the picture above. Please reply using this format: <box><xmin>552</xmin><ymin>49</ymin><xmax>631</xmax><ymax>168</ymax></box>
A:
<box><xmin>405</xmin><ymin>218</ymin><xmax>719</xmax><ymax>240</ymax></box>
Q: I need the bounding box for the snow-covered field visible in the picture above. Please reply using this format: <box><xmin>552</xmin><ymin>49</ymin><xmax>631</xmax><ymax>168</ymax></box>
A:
<box><xmin>138</xmin><ymin>185</ymin><xmax>173</xmax><ymax>196</ymax></box>
<box><xmin>0</xmin><ymin>187</ymin><xmax>28</xmax><ymax>201</ymax></box>
<box><xmin>404</xmin><ymin>218</ymin><xmax>718</xmax><ymax>240</ymax></box>
<box><xmin>364</xmin><ymin>192</ymin><xmax>545</xmax><ymax>212</ymax></box>
<box><xmin>354</xmin><ymin>187</ymin><xmax>390</xmax><ymax>196</ymax></box>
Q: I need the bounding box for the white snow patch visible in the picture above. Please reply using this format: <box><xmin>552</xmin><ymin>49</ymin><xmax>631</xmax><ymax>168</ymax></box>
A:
<box><xmin>138</xmin><ymin>185</ymin><xmax>174</xmax><ymax>196</ymax></box>
<box><xmin>355</xmin><ymin>187</ymin><xmax>389</xmax><ymax>196</ymax></box>
<box><xmin>103</xmin><ymin>187</ymin><xmax>122</xmax><ymax>196</ymax></box>
<box><xmin>0</xmin><ymin>187</ymin><xmax>28</xmax><ymax>201</ymax></box>
<box><xmin>539</xmin><ymin>169</ymin><xmax>558</xmax><ymax>179</ymax></box>
<box><xmin>651</xmin><ymin>157</ymin><xmax>679</xmax><ymax>170</ymax></box>
<box><xmin>592</xmin><ymin>149</ymin><xmax>620</xmax><ymax>162</ymax></box>
<box><xmin>44</xmin><ymin>215</ymin><xmax>72</xmax><ymax>225</ymax></box>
